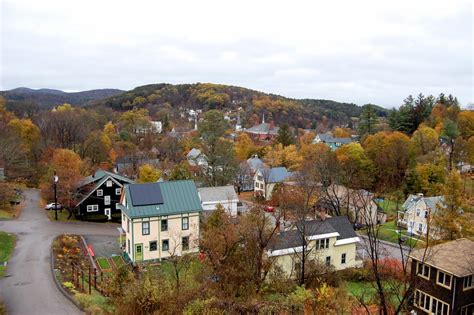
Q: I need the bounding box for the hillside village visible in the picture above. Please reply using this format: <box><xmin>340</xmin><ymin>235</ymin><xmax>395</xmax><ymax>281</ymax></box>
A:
<box><xmin>0</xmin><ymin>88</ymin><xmax>473</xmax><ymax>314</ymax></box>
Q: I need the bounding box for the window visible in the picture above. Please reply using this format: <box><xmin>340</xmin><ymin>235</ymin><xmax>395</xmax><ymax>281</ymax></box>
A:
<box><xmin>316</xmin><ymin>238</ymin><xmax>330</xmax><ymax>250</ymax></box>
<box><xmin>418</xmin><ymin>223</ymin><xmax>423</xmax><ymax>233</ymax></box>
<box><xmin>162</xmin><ymin>239</ymin><xmax>169</xmax><ymax>251</ymax></box>
<box><xmin>437</xmin><ymin>270</ymin><xmax>452</xmax><ymax>289</ymax></box>
<box><xmin>104</xmin><ymin>196</ymin><xmax>111</xmax><ymax>205</ymax></box>
<box><xmin>127</xmin><ymin>239</ymin><xmax>130</xmax><ymax>254</ymax></box>
<box><xmin>182</xmin><ymin>236</ymin><xmax>189</xmax><ymax>251</ymax></box>
<box><xmin>414</xmin><ymin>290</ymin><xmax>449</xmax><ymax>315</ymax></box>
<box><xmin>461</xmin><ymin>304</ymin><xmax>474</xmax><ymax>315</ymax></box>
<box><xmin>463</xmin><ymin>275</ymin><xmax>474</xmax><ymax>290</ymax></box>
<box><xmin>86</xmin><ymin>205</ymin><xmax>99</xmax><ymax>212</ymax></box>
<box><xmin>142</xmin><ymin>221</ymin><xmax>150</xmax><ymax>235</ymax></box>
<box><xmin>149</xmin><ymin>241</ymin><xmax>157</xmax><ymax>251</ymax></box>
<box><xmin>115</xmin><ymin>188</ymin><xmax>121</xmax><ymax>195</ymax></box>
<box><xmin>325</xmin><ymin>256</ymin><xmax>331</xmax><ymax>266</ymax></box>
<box><xmin>161</xmin><ymin>219</ymin><xmax>168</xmax><ymax>232</ymax></box>
<box><xmin>116</xmin><ymin>203</ymin><xmax>121</xmax><ymax>210</ymax></box>
<box><xmin>182</xmin><ymin>217</ymin><xmax>189</xmax><ymax>230</ymax></box>
<box><xmin>106</xmin><ymin>180</ymin><xmax>112</xmax><ymax>187</ymax></box>
<box><xmin>122</xmin><ymin>213</ymin><xmax>125</xmax><ymax>221</ymax></box>
<box><xmin>424</xmin><ymin>210</ymin><xmax>429</xmax><ymax>218</ymax></box>
<box><xmin>97</xmin><ymin>189</ymin><xmax>103</xmax><ymax>196</ymax></box>
<box><xmin>416</xmin><ymin>262</ymin><xmax>430</xmax><ymax>279</ymax></box>
<box><xmin>341</xmin><ymin>253</ymin><xmax>346</xmax><ymax>264</ymax></box>
<box><xmin>127</xmin><ymin>218</ymin><xmax>130</xmax><ymax>232</ymax></box>
<box><xmin>416</xmin><ymin>209</ymin><xmax>421</xmax><ymax>216</ymax></box>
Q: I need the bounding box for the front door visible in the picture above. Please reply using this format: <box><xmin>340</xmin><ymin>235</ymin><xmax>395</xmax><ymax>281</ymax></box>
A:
<box><xmin>135</xmin><ymin>244</ymin><xmax>143</xmax><ymax>262</ymax></box>
<box><xmin>104</xmin><ymin>208</ymin><xmax>111</xmax><ymax>220</ymax></box>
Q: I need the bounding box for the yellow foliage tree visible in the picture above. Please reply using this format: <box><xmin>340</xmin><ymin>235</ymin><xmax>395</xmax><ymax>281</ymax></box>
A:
<box><xmin>7</xmin><ymin>118</ymin><xmax>41</xmax><ymax>151</ymax></box>
<box><xmin>263</xmin><ymin>144</ymin><xmax>302</xmax><ymax>171</ymax></box>
<box><xmin>235</xmin><ymin>133</ymin><xmax>258</xmax><ymax>161</ymax></box>
<box><xmin>458</xmin><ymin>111</ymin><xmax>474</xmax><ymax>138</ymax></box>
<box><xmin>333</xmin><ymin>128</ymin><xmax>351</xmax><ymax>138</ymax></box>
<box><xmin>138</xmin><ymin>164</ymin><xmax>162</xmax><ymax>183</ymax></box>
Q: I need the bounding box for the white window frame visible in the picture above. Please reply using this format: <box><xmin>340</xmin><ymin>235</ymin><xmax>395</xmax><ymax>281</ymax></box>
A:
<box><xmin>436</xmin><ymin>270</ymin><xmax>452</xmax><ymax>289</ymax></box>
<box><xmin>86</xmin><ymin>204</ymin><xmax>99</xmax><ymax>212</ymax></box>
<box><xmin>104</xmin><ymin>195</ymin><xmax>111</xmax><ymax>205</ymax></box>
<box><xmin>162</xmin><ymin>239</ymin><xmax>169</xmax><ymax>251</ymax></box>
<box><xmin>115</xmin><ymin>188</ymin><xmax>121</xmax><ymax>195</ymax></box>
<box><xmin>316</xmin><ymin>238</ymin><xmax>330</xmax><ymax>250</ymax></box>
<box><xmin>325</xmin><ymin>256</ymin><xmax>331</xmax><ymax>266</ymax></box>
<box><xmin>97</xmin><ymin>189</ymin><xmax>103</xmax><ymax>197</ymax></box>
<box><xmin>414</xmin><ymin>289</ymin><xmax>449</xmax><ymax>315</ymax></box>
<box><xmin>416</xmin><ymin>262</ymin><xmax>431</xmax><ymax>280</ymax></box>
<box><xmin>106</xmin><ymin>180</ymin><xmax>112</xmax><ymax>187</ymax></box>
<box><xmin>463</xmin><ymin>275</ymin><xmax>474</xmax><ymax>291</ymax></box>
<box><xmin>416</xmin><ymin>209</ymin><xmax>421</xmax><ymax>216</ymax></box>
<box><xmin>116</xmin><ymin>203</ymin><xmax>121</xmax><ymax>210</ymax></box>
<box><xmin>182</xmin><ymin>217</ymin><xmax>189</xmax><ymax>230</ymax></box>
<box><xmin>182</xmin><ymin>236</ymin><xmax>189</xmax><ymax>251</ymax></box>
<box><xmin>142</xmin><ymin>221</ymin><xmax>150</xmax><ymax>235</ymax></box>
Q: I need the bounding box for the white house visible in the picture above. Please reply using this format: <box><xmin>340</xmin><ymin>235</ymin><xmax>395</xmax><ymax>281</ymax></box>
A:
<box><xmin>254</xmin><ymin>167</ymin><xmax>292</xmax><ymax>200</ymax></box>
<box><xmin>186</xmin><ymin>148</ymin><xmax>208</xmax><ymax>168</ymax></box>
<box><xmin>198</xmin><ymin>185</ymin><xmax>239</xmax><ymax>216</ymax></box>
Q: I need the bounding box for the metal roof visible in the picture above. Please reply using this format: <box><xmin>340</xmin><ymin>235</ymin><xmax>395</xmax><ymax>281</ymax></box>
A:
<box><xmin>259</xmin><ymin>167</ymin><xmax>292</xmax><ymax>183</ymax></box>
<box><xmin>402</xmin><ymin>194</ymin><xmax>444</xmax><ymax>213</ymax></box>
<box><xmin>78</xmin><ymin>169</ymin><xmax>134</xmax><ymax>187</ymax></box>
<box><xmin>198</xmin><ymin>186</ymin><xmax>238</xmax><ymax>203</ymax></box>
<box><xmin>246</xmin><ymin>123</ymin><xmax>279</xmax><ymax>135</ymax></box>
<box><xmin>122</xmin><ymin>180</ymin><xmax>202</xmax><ymax>218</ymax></box>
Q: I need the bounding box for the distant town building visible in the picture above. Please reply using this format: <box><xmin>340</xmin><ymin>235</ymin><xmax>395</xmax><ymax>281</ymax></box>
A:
<box><xmin>244</xmin><ymin>115</ymin><xmax>279</xmax><ymax>142</ymax></box>
<box><xmin>134</xmin><ymin>121</ymin><xmax>162</xmax><ymax>134</ymax></box>
<box><xmin>237</xmin><ymin>155</ymin><xmax>265</xmax><ymax>192</ymax></box>
<box><xmin>186</xmin><ymin>148</ymin><xmax>208</xmax><ymax>168</ymax></box>
<box><xmin>409</xmin><ymin>238</ymin><xmax>474</xmax><ymax>315</ymax></box>
<box><xmin>312</xmin><ymin>133</ymin><xmax>353</xmax><ymax>150</ymax></box>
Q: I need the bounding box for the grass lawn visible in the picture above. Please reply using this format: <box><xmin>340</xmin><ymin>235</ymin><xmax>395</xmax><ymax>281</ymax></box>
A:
<box><xmin>0</xmin><ymin>231</ymin><xmax>16</xmax><ymax>277</ymax></box>
<box><xmin>96</xmin><ymin>257</ymin><xmax>112</xmax><ymax>271</ymax></box>
<box><xmin>111</xmin><ymin>255</ymin><xmax>125</xmax><ymax>268</ymax></box>
<box><xmin>376</xmin><ymin>221</ymin><xmax>422</xmax><ymax>248</ymax></box>
<box><xmin>346</xmin><ymin>281</ymin><xmax>404</xmax><ymax>306</ymax></box>
<box><xmin>0</xmin><ymin>209</ymin><xmax>14</xmax><ymax>220</ymax></box>
<box><xmin>47</xmin><ymin>209</ymin><xmax>78</xmax><ymax>222</ymax></box>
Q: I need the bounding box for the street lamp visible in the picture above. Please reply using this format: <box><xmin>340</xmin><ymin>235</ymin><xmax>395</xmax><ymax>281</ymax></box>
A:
<box><xmin>53</xmin><ymin>171</ymin><xmax>59</xmax><ymax>221</ymax></box>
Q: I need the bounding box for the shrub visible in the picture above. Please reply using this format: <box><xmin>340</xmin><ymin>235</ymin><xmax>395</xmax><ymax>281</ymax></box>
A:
<box><xmin>111</xmin><ymin>213</ymin><xmax>122</xmax><ymax>222</ymax></box>
<box><xmin>82</xmin><ymin>214</ymin><xmax>108</xmax><ymax>222</ymax></box>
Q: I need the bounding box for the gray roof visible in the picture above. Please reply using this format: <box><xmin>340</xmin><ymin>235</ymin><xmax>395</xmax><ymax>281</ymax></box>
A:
<box><xmin>198</xmin><ymin>185</ymin><xmax>238</xmax><ymax>203</ymax></box>
<box><xmin>186</xmin><ymin>148</ymin><xmax>202</xmax><ymax>159</ymax></box>
<box><xmin>402</xmin><ymin>194</ymin><xmax>444</xmax><ymax>213</ymax></box>
<box><xmin>270</xmin><ymin>216</ymin><xmax>357</xmax><ymax>251</ymax></box>
<box><xmin>246</xmin><ymin>123</ymin><xmax>279</xmax><ymax>135</ymax></box>
<box><xmin>262</xmin><ymin>167</ymin><xmax>292</xmax><ymax>183</ymax></box>
<box><xmin>121</xmin><ymin>180</ymin><xmax>202</xmax><ymax>218</ymax></box>
<box><xmin>78</xmin><ymin>169</ymin><xmax>134</xmax><ymax>187</ymax></box>
<box><xmin>247</xmin><ymin>156</ymin><xmax>264</xmax><ymax>173</ymax></box>
<box><xmin>315</xmin><ymin>133</ymin><xmax>352</xmax><ymax>144</ymax></box>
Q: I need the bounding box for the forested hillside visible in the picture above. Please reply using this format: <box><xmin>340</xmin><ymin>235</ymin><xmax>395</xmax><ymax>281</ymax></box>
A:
<box><xmin>92</xmin><ymin>83</ymin><xmax>389</xmax><ymax>129</ymax></box>
<box><xmin>0</xmin><ymin>87</ymin><xmax>123</xmax><ymax>108</ymax></box>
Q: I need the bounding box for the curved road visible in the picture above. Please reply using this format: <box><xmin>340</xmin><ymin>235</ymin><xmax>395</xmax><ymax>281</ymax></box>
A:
<box><xmin>0</xmin><ymin>189</ymin><xmax>119</xmax><ymax>315</ymax></box>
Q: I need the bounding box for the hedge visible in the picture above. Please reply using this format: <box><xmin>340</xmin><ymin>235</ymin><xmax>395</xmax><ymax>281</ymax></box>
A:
<box><xmin>82</xmin><ymin>214</ymin><xmax>108</xmax><ymax>222</ymax></box>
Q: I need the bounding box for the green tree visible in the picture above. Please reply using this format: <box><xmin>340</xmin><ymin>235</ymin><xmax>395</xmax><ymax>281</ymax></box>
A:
<box><xmin>358</xmin><ymin>104</ymin><xmax>378</xmax><ymax>137</ymax></box>
<box><xmin>442</xmin><ymin>119</ymin><xmax>460</xmax><ymax>170</ymax></box>
<box><xmin>169</xmin><ymin>162</ymin><xmax>193</xmax><ymax>180</ymax></box>
<box><xmin>276</xmin><ymin>123</ymin><xmax>294</xmax><ymax>146</ymax></box>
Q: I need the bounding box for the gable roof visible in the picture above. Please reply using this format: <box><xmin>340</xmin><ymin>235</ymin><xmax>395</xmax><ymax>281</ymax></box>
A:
<box><xmin>247</xmin><ymin>156</ymin><xmax>264</xmax><ymax>173</ymax></box>
<box><xmin>314</xmin><ymin>133</ymin><xmax>352</xmax><ymax>145</ymax></box>
<box><xmin>409</xmin><ymin>238</ymin><xmax>474</xmax><ymax>277</ymax></box>
<box><xmin>403</xmin><ymin>194</ymin><xmax>444</xmax><ymax>213</ymax></box>
<box><xmin>186</xmin><ymin>148</ymin><xmax>202</xmax><ymax>159</ymax></box>
<box><xmin>78</xmin><ymin>169</ymin><xmax>134</xmax><ymax>187</ymax></box>
<box><xmin>259</xmin><ymin>167</ymin><xmax>292</xmax><ymax>183</ymax></box>
<box><xmin>198</xmin><ymin>186</ymin><xmax>238</xmax><ymax>203</ymax></box>
<box><xmin>121</xmin><ymin>180</ymin><xmax>202</xmax><ymax>218</ymax></box>
<box><xmin>75</xmin><ymin>175</ymin><xmax>125</xmax><ymax>207</ymax></box>
<box><xmin>270</xmin><ymin>216</ymin><xmax>357</xmax><ymax>251</ymax></box>
<box><xmin>246</xmin><ymin>123</ymin><xmax>279</xmax><ymax>135</ymax></box>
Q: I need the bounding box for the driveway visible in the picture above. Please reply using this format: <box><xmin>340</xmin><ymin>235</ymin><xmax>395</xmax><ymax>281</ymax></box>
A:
<box><xmin>357</xmin><ymin>234</ymin><xmax>410</xmax><ymax>261</ymax></box>
<box><xmin>0</xmin><ymin>189</ymin><xmax>119</xmax><ymax>315</ymax></box>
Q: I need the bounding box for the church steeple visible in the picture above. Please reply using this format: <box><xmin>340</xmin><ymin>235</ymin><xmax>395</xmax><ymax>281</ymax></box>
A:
<box><xmin>262</xmin><ymin>113</ymin><xmax>265</xmax><ymax>124</ymax></box>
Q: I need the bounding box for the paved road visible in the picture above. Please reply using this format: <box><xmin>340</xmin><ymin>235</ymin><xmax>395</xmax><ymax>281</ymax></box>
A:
<box><xmin>0</xmin><ymin>189</ymin><xmax>119</xmax><ymax>315</ymax></box>
<box><xmin>357</xmin><ymin>234</ymin><xmax>410</xmax><ymax>261</ymax></box>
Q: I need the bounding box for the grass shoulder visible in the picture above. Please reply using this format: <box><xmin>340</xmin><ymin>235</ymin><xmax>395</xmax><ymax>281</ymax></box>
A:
<box><xmin>0</xmin><ymin>231</ymin><xmax>16</xmax><ymax>278</ymax></box>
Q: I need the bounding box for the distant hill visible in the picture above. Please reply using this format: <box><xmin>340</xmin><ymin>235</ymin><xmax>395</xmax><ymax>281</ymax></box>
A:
<box><xmin>1</xmin><ymin>87</ymin><xmax>124</xmax><ymax>108</ymax></box>
<box><xmin>92</xmin><ymin>83</ymin><xmax>388</xmax><ymax>129</ymax></box>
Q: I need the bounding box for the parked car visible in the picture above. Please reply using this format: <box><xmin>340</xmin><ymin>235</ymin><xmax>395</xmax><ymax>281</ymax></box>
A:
<box><xmin>264</xmin><ymin>206</ymin><xmax>275</xmax><ymax>213</ymax></box>
<box><xmin>45</xmin><ymin>203</ymin><xmax>62</xmax><ymax>210</ymax></box>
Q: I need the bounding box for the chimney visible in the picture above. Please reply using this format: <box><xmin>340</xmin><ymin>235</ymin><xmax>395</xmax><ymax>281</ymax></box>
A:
<box><xmin>417</xmin><ymin>193</ymin><xmax>424</xmax><ymax>197</ymax></box>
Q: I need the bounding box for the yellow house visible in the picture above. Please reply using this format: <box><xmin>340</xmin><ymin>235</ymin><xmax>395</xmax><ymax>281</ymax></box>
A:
<box><xmin>397</xmin><ymin>194</ymin><xmax>443</xmax><ymax>238</ymax></box>
<box><xmin>118</xmin><ymin>180</ymin><xmax>202</xmax><ymax>263</ymax></box>
<box><xmin>268</xmin><ymin>216</ymin><xmax>362</xmax><ymax>277</ymax></box>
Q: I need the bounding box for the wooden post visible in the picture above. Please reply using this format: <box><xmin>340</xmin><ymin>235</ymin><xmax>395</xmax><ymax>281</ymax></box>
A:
<box><xmin>94</xmin><ymin>268</ymin><xmax>97</xmax><ymax>289</ymax></box>
<box><xmin>88</xmin><ymin>265</ymin><xmax>91</xmax><ymax>295</ymax></box>
<box><xmin>81</xmin><ymin>270</ymin><xmax>84</xmax><ymax>292</ymax></box>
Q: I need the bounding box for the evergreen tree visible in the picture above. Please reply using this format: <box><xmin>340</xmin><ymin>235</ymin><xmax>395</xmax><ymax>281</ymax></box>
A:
<box><xmin>358</xmin><ymin>104</ymin><xmax>378</xmax><ymax>137</ymax></box>
<box><xmin>276</xmin><ymin>123</ymin><xmax>294</xmax><ymax>146</ymax></box>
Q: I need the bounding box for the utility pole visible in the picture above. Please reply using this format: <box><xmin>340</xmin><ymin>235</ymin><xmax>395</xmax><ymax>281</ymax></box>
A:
<box><xmin>53</xmin><ymin>170</ymin><xmax>59</xmax><ymax>221</ymax></box>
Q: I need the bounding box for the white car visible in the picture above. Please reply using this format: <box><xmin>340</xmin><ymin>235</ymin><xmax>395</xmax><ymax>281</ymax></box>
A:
<box><xmin>45</xmin><ymin>203</ymin><xmax>62</xmax><ymax>210</ymax></box>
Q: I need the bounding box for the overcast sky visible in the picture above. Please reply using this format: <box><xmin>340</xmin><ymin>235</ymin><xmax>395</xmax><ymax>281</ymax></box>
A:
<box><xmin>1</xmin><ymin>0</ymin><xmax>472</xmax><ymax>108</ymax></box>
